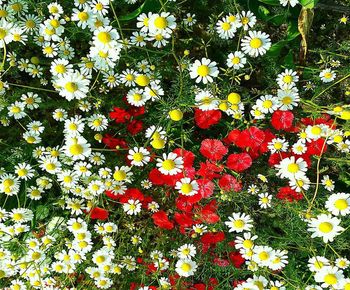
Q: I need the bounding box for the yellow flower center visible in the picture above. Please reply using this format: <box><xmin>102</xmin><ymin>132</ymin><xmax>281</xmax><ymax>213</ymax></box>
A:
<box><xmin>274</xmin><ymin>142</ymin><xmax>283</xmax><ymax>150</ymax></box>
<box><xmin>69</xmin><ymin>144</ymin><xmax>83</xmax><ymax>155</ymax></box>
<box><xmin>50</xmin><ymin>19</ymin><xmax>60</xmax><ymax>28</ymax></box>
<box><xmin>13</xmin><ymin>34</ymin><xmax>21</xmax><ymax>41</ymax></box>
<box><xmin>250</xmin><ymin>38</ymin><xmax>263</xmax><ymax>49</ymax></box>
<box><xmin>32</xmin><ymin>252</ymin><xmax>41</xmax><ymax>260</ymax></box>
<box><xmin>0</xmin><ymin>10</ymin><xmax>8</xmax><ymax>18</ymax></box>
<box><xmin>241</xmin><ymin>17</ymin><xmax>249</xmax><ymax>25</ymax></box>
<box><xmin>63</xmin><ymin>176</ymin><xmax>73</xmax><ymax>183</ymax></box>
<box><xmin>25</xmin><ymin>19</ymin><xmax>36</xmax><ymax>29</ymax></box>
<box><xmin>78</xmin><ymin>12</ymin><xmax>89</xmax><ymax>22</ymax></box>
<box><xmin>221</xmin><ymin>22</ymin><xmax>231</xmax><ymax>31</ymax></box>
<box><xmin>324</xmin><ymin>274</ymin><xmax>337</xmax><ymax>285</ymax></box>
<box><xmin>45</xmin><ymin>163</ymin><xmax>56</xmax><ymax>171</ymax></box>
<box><xmin>97</xmin><ymin>31</ymin><xmax>111</xmax><ymax>44</ymax></box>
<box><xmin>324</xmin><ymin>72</ymin><xmax>332</xmax><ymax>79</ymax></box>
<box><xmin>3</xmin><ymin>179</ymin><xmax>14</xmax><ymax>187</ymax></box>
<box><xmin>282</xmin><ymin>96</ymin><xmax>292</xmax><ymax>105</ymax></box>
<box><xmin>231</xmin><ymin>56</ymin><xmax>240</xmax><ymax>64</ymax></box>
<box><xmin>96</xmin><ymin>3</ymin><xmax>103</xmax><ymax>10</ymax></box>
<box><xmin>333</xmin><ymin>135</ymin><xmax>343</xmax><ymax>143</ymax></box>
<box><xmin>154</xmin><ymin>16</ymin><xmax>168</xmax><ymax>29</ymax></box>
<box><xmin>125</xmin><ymin>74</ymin><xmax>134</xmax><ymax>81</ymax></box>
<box><xmin>133</xmin><ymin>93</ymin><xmax>142</xmax><ymax>101</ymax></box>
<box><xmin>287</xmin><ymin>163</ymin><xmax>299</xmax><ymax>173</ymax></box>
<box><xmin>72</xmin><ymin>222</ymin><xmax>82</xmax><ymax>230</ymax></box>
<box><xmin>162</xmin><ymin>160</ymin><xmax>175</xmax><ymax>170</ymax></box>
<box><xmin>234</xmin><ymin>219</ymin><xmax>245</xmax><ymax>228</ymax></box>
<box><xmin>113</xmin><ymin>170</ymin><xmax>126</xmax><ymax>181</ymax></box>
<box><xmin>13</xmin><ymin>213</ymin><xmax>23</xmax><ymax>221</ymax></box>
<box><xmin>263</xmin><ymin>100</ymin><xmax>273</xmax><ymax>108</ymax></box>
<box><xmin>133</xmin><ymin>152</ymin><xmax>144</xmax><ymax>162</ymax></box>
<box><xmin>197</xmin><ymin>65</ymin><xmax>210</xmax><ymax>77</ymax></box>
<box><xmin>243</xmin><ymin>239</ymin><xmax>253</xmax><ymax>248</ymax></box>
<box><xmin>65</xmin><ymin>82</ymin><xmax>78</xmax><ymax>93</ymax></box>
<box><xmin>334</xmin><ymin>199</ymin><xmax>348</xmax><ymax>210</ymax></box>
<box><xmin>319</xmin><ymin>222</ymin><xmax>333</xmax><ymax>233</ymax></box>
<box><xmin>55</xmin><ymin>64</ymin><xmax>66</xmax><ymax>74</ymax></box>
<box><xmin>258</xmin><ymin>251</ymin><xmax>269</xmax><ymax>261</ymax></box>
<box><xmin>261</xmin><ymin>197</ymin><xmax>269</xmax><ymax>203</ymax></box>
<box><xmin>96</xmin><ymin>256</ymin><xmax>105</xmax><ymax>263</ymax></box>
<box><xmin>181</xmin><ymin>263</ymin><xmax>191</xmax><ymax>272</ymax></box>
<box><xmin>11</xmin><ymin>3</ymin><xmax>23</xmax><ymax>12</ymax></box>
<box><xmin>283</xmin><ymin>75</ymin><xmax>293</xmax><ymax>83</ymax></box>
<box><xmin>311</xmin><ymin>126</ymin><xmax>322</xmax><ymax>135</ymax></box>
<box><xmin>135</xmin><ymin>75</ymin><xmax>150</xmax><ymax>87</ymax></box>
<box><xmin>181</xmin><ymin>183</ymin><xmax>193</xmax><ymax>195</ymax></box>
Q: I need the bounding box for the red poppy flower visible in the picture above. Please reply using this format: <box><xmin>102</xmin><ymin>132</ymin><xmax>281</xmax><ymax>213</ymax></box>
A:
<box><xmin>201</xmin><ymin>231</ymin><xmax>225</xmax><ymax>244</ymax></box>
<box><xmin>128</xmin><ymin>105</ymin><xmax>145</xmax><ymax>117</ymax></box>
<box><xmin>229</xmin><ymin>251</ymin><xmax>245</xmax><ymax>268</ymax></box>
<box><xmin>213</xmin><ymin>257</ymin><xmax>230</xmax><ymax>267</ymax></box>
<box><xmin>301</xmin><ymin>114</ymin><xmax>336</xmax><ymax>128</ymax></box>
<box><xmin>306</xmin><ymin>138</ymin><xmax>328</xmax><ymax>156</ymax></box>
<box><xmin>120</xmin><ymin>188</ymin><xmax>144</xmax><ymax>203</ymax></box>
<box><xmin>200</xmin><ymin>139</ymin><xmax>228</xmax><ymax>161</ymax></box>
<box><xmin>226</xmin><ymin>153</ymin><xmax>252</xmax><ymax>172</ymax></box>
<box><xmin>174</xmin><ymin>212</ymin><xmax>194</xmax><ymax>227</ymax></box>
<box><xmin>102</xmin><ymin>134</ymin><xmax>128</xmax><ymax>151</ymax></box>
<box><xmin>235</xmin><ymin>126</ymin><xmax>265</xmax><ymax>149</ymax></box>
<box><xmin>224</xmin><ymin>129</ymin><xmax>241</xmax><ymax>144</ymax></box>
<box><xmin>194</xmin><ymin>109</ymin><xmax>222</xmax><ymax>129</ymax></box>
<box><xmin>276</xmin><ymin>186</ymin><xmax>303</xmax><ymax>202</ymax></box>
<box><xmin>271</xmin><ymin>110</ymin><xmax>294</xmax><ymax>130</ymax></box>
<box><xmin>176</xmin><ymin>195</ymin><xmax>195</xmax><ymax>212</ymax></box>
<box><xmin>89</xmin><ymin>207</ymin><xmax>109</xmax><ymax>220</ymax></box>
<box><xmin>197</xmin><ymin>178</ymin><xmax>215</xmax><ymax>198</ymax></box>
<box><xmin>197</xmin><ymin>209</ymin><xmax>220</xmax><ymax>224</ymax></box>
<box><xmin>152</xmin><ymin>211</ymin><xmax>174</xmax><ymax>230</ymax></box>
<box><xmin>268</xmin><ymin>152</ymin><xmax>291</xmax><ymax>167</ymax></box>
<box><xmin>197</xmin><ymin>161</ymin><xmax>224</xmax><ymax>180</ymax></box>
<box><xmin>259</xmin><ymin>129</ymin><xmax>276</xmax><ymax>154</ymax></box>
<box><xmin>173</xmin><ymin>148</ymin><xmax>195</xmax><ymax>167</ymax></box>
<box><xmin>109</xmin><ymin>107</ymin><xmax>131</xmax><ymax>123</ymax></box>
<box><xmin>127</xmin><ymin>119</ymin><xmax>143</xmax><ymax>135</ymax></box>
<box><xmin>218</xmin><ymin>174</ymin><xmax>242</xmax><ymax>192</ymax></box>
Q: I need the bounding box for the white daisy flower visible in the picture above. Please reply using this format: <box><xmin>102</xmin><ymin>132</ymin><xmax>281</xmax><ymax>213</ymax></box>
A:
<box><xmin>127</xmin><ymin>147</ymin><xmax>150</xmax><ymax>167</ymax></box>
<box><xmin>189</xmin><ymin>58</ymin><xmax>219</xmax><ymax>84</ymax></box>
<box><xmin>320</xmin><ymin>68</ymin><xmax>336</xmax><ymax>83</ymax></box>
<box><xmin>156</xmin><ymin>152</ymin><xmax>184</xmax><ymax>175</ymax></box>
<box><xmin>241</xmin><ymin>30</ymin><xmax>271</xmax><ymax>57</ymax></box>
<box><xmin>226</xmin><ymin>51</ymin><xmax>246</xmax><ymax>69</ymax></box>
<box><xmin>308</xmin><ymin>214</ymin><xmax>344</xmax><ymax>243</ymax></box>
<box><xmin>325</xmin><ymin>193</ymin><xmax>350</xmax><ymax>216</ymax></box>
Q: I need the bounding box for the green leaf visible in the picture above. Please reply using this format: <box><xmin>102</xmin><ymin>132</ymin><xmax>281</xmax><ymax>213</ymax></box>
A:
<box><xmin>258</xmin><ymin>0</ymin><xmax>280</xmax><ymax>5</ymax></box>
<box><xmin>258</xmin><ymin>5</ymin><xmax>270</xmax><ymax>17</ymax></box>
<box><xmin>286</xmin><ymin>21</ymin><xmax>300</xmax><ymax>41</ymax></box>
<box><xmin>267</xmin><ymin>14</ymin><xmax>285</xmax><ymax>26</ymax></box>
<box><xmin>299</xmin><ymin>0</ymin><xmax>319</xmax><ymax>8</ymax></box>
<box><xmin>118</xmin><ymin>0</ymin><xmax>161</xmax><ymax>21</ymax></box>
<box><xmin>35</xmin><ymin>205</ymin><xmax>50</xmax><ymax>221</ymax></box>
<box><xmin>267</xmin><ymin>40</ymin><xmax>288</xmax><ymax>57</ymax></box>
<box><xmin>284</xmin><ymin>50</ymin><xmax>295</xmax><ymax>68</ymax></box>
<box><xmin>119</xmin><ymin>2</ymin><xmax>146</xmax><ymax>21</ymax></box>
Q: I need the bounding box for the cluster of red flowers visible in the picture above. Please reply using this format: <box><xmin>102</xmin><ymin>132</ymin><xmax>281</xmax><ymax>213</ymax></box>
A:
<box><xmin>94</xmin><ymin>100</ymin><xmax>338</xmax><ymax>288</ymax></box>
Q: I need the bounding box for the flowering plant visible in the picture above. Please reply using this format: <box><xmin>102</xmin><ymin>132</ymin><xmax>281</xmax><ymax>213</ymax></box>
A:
<box><xmin>0</xmin><ymin>0</ymin><xmax>350</xmax><ymax>289</ymax></box>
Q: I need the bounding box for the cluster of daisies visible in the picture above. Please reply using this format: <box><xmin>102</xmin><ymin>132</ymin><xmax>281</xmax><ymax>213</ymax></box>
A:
<box><xmin>251</xmin><ymin>69</ymin><xmax>300</xmax><ymax>119</ymax></box>
<box><xmin>225</xmin><ymin>212</ymin><xmax>289</xmax><ymax>276</ymax></box>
